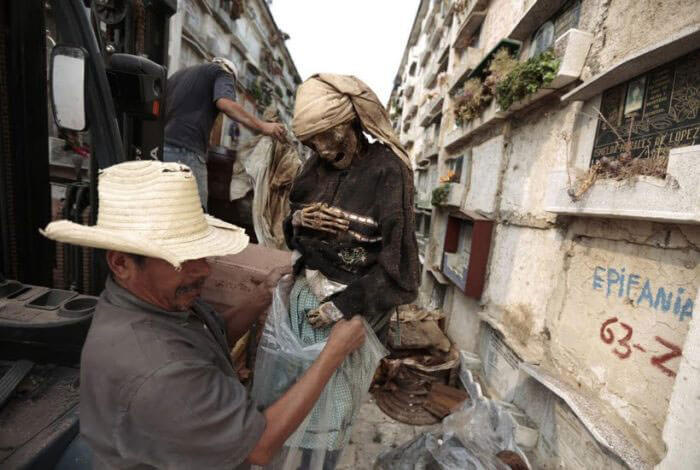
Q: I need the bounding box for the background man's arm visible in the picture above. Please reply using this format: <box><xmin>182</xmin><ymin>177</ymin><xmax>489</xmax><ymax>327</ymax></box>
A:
<box><xmin>246</xmin><ymin>316</ymin><xmax>366</xmax><ymax>465</ymax></box>
<box><xmin>216</xmin><ymin>97</ymin><xmax>286</xmax><ymax>142</ymax></box>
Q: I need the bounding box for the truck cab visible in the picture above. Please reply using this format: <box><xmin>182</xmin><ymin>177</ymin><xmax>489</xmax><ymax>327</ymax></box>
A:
<box><xmin>0</xmin><ymin>1</ymin><xmax>175</xmax><ymax>466</ymax></box>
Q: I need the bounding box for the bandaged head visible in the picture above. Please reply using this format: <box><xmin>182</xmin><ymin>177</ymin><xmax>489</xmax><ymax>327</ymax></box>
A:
<box><xmin>292</xmin><ymin>74</ymin><xmax>411</xmax><ymax>169</ymax></box>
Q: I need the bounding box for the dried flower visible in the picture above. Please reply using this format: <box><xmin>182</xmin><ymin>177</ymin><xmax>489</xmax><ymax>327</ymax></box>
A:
<box><xmin>440</xmin><ymin>170</ymin><xmax>458</xmax><ymax>183</ymax></box>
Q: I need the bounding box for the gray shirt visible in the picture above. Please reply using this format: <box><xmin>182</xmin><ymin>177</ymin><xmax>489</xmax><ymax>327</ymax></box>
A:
<box><xmin>79</xmin><ymin>277</ymin><xmax>265</xmax><ymax>469</ymax></box>
<box><xmin>165</xmin><ymin>63</ymin><xmax>236</xmax><ymax>155</ymax></box>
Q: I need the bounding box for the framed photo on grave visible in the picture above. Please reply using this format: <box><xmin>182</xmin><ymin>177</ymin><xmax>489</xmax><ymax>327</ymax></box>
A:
<box><xmin>591</xmin><ymin>49</ymin><xmax>700</xmax><ymax>164</ymax></box>
<box><xmin>624</xmin><ymin>76</ymin><xmax>646</xmax><ymax>115</ymax></box>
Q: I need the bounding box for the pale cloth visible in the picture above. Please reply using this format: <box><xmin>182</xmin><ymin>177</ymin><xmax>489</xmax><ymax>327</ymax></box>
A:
<box><xmin>230</xmin><ymin>107</ymin><xmax>301</xmax><ymax>250</ymax></box>
<box><xmin>292</xmin><ymin>74</ymin><xmax>411</xmax><ymax>169</ymax></box>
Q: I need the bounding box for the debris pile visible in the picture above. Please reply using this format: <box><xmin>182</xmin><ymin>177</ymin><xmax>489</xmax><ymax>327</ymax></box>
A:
<box><xmin>372</xmin><ymin>305</ymin><xmax>534</xmax><ymax>469</ymax></box>
<box><xmin>372</xmin><ymin>305</ymin><xmax>469</xmax><ymax>425</ymax></box>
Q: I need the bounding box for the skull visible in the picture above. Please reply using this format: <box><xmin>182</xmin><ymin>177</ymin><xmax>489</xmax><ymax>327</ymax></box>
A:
<box><xmin>305</xmin><ymin>120</ymin><xmax>359</xmax><ymax>169</ymax></box>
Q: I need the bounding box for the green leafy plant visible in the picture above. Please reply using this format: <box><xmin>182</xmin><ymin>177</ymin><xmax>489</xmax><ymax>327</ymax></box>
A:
<box><xmin>431</xmin><ymin>184</ymin><xmax>450</xmax><ymax>206</ymax></box>
<box><xmin>495</xmin><ymin>50</ymin><xmax>560</xmax><ymax>111</ymax></box>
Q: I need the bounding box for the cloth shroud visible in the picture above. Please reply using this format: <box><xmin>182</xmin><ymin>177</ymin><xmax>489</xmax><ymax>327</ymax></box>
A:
<box><xmin>292</xmin><ymin>74</ymin><xmax>411</xmax><ymax>169</ymax></box>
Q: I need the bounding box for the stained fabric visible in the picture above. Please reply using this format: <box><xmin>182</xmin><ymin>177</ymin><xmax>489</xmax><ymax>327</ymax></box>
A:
<box><xmin>231</xmin><ymin>108</ymin><xmax>301</xmax><ymax>250</ymax></box>
<box><xmin>292</xmin><ymin>74</ymin><xmax>411</xmax><ymax>169</ymax></box>
<box><xmin>283</xmin><ymin>142</ymin><xmax>420</xmax><ymax>334</ymax></box>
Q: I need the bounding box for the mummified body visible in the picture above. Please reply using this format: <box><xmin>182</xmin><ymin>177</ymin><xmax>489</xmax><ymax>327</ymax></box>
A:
<box><xmin>256</xmin><ymin>74</ymin><xmax>420</xmax><ymax>469</ymax></box>
<box><xmin>285</xmin><ymin>119</ymin><xmax>420</xmax><ymax>336</ymax></box>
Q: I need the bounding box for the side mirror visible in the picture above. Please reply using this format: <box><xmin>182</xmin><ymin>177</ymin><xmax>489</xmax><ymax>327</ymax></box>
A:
<box><xmin>50</xmin><ymin>45</ymin><xmax>88</xmax><ymax>131</ymax></box>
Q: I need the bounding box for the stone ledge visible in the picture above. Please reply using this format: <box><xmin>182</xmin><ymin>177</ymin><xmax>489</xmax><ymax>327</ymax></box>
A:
<box><xmin>561</xmin><ymin>24</ymin><xmax>700</xmax><ymax>103</ymax></box>
<box><xmin>545</xmin><ymin>145</ymin><xmax>700</xmax><ymax>224</ymax></box>
<box><xmin>444</xmin><ymin>101</ymin><xmax>508</xmax><ymax>152</ymax></box>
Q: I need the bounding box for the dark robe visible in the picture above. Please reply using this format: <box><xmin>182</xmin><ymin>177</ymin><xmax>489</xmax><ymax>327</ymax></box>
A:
<box><xmin>284</xmin><ymin>142</ymin><xmax>420</xmax><ymax>334</ymax></box>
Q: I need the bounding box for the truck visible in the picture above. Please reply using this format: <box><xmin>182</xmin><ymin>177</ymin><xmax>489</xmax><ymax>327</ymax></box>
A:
<box><xmin>0</xmin><ymin>1</ymin><xmax>176</xmax><ymax>467</ymax></box>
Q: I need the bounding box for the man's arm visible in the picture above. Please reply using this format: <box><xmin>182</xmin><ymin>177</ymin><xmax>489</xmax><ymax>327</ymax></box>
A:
<box><xmin>216</xmin><ymin>97</ymin><xmax>286</xmax><ymax>142</ymax></box>
<box><xmin>246</xmin><ymin>316</ymin><xmax>366</xmax><ymax>465</ymax></box>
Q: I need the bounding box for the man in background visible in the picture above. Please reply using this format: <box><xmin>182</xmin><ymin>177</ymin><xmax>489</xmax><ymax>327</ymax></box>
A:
<box><xmin>164</xmin><ymin>57</ymin><xmax>286</xmax><ymax>209</ymax></box>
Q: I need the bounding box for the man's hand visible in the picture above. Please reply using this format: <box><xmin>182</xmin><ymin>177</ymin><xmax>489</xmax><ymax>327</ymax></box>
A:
<box><xmin>324</xmin><ymin>317</ymin><xmax>366</xmax><ymax>362</ymax></box>
<box><xmin>307</xmin><ymin>302</ymin><xmax>343</xmax><ymax>329</ymax></box>
<box><xmin>292</xmin><ymin>202</ymin><xmax>350</xmax><ymax>235</ymax></box>
<box><xmin>260</xmin><ymin>122</ymin><xmax>287</xmax><ymax>143</ymax></box>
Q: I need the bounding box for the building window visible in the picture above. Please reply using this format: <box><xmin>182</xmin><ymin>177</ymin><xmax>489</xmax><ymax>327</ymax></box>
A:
<box><xmin>591</xmin><ymin>50</ymin><xmax>700</xmax><ymax>164</ymax></box>
<box><xmin>409</xmin><ymin>62</ymin><xmax>417</xmax><ymax>76</ymax></box>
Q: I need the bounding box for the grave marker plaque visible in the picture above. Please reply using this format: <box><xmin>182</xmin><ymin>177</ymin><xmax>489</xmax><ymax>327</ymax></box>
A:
<box><xmin>591</xmin><ymin>50</ymin><xmax>700</xmax><ymax>164</ymax></box>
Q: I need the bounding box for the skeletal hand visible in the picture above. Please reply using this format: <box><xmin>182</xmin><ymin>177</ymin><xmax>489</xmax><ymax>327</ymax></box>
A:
<box><xmin>292</xmin><ymin>203</ymin><xmax>350</xmax><ymax>235</ymax></box>
<box><xmin>307</xmin><ymin>301</ymin><xmax>344</xmax><ymax>329</ymax></box>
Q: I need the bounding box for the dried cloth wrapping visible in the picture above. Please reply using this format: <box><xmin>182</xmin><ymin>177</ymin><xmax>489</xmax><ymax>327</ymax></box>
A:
<box><xmin>251</xmin><ymin>276</ymin><xmax>386</xmax><ymax>467</ymax></box>
<box><xmin>232</xmin><ymin>111</ymin><xmax>301</xmax><ymax>249</ymax></box>
<box><xmin>292</xmin><ymin>74</ymin><xmax>411</xmax><ymax>169</ymax></box>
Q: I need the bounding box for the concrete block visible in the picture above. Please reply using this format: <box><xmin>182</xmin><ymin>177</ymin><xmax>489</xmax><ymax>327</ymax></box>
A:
<box><xmin>658</xmin><ymin>291</ymin><xmax>700</xmax><ymax>469</ymax></box>
<box><xmin>550</xmin><ymin>235</ymin><xmax>700</xmax><ymax>457</ymax></box>
<box><xmin>446</xmin><ymin>289</ymin><xmax>483</xmax><ymax>353</ymax></box>
<box><xmin>501</xmin><ymin>105</ymin><xmax>575</xmax><ymax>222</ymax></box>
<box><xmin>462</xmin><ymin>135</ymin><xmax>506</xmax><ymax>218</ymax></box>
<box><xmin>478</xmin><ymin>323</ymin><xmax>526</xmax><ymax>401</ymax></box>
<box><xmin>444</xmin><ymin>101</ymin><xmax>508</xmax><ymax>152</ymax></box>
<box><xmin>481</xmin><ymin>225</ymin><xmax>565</xmax><ymax>360</ymax></box>
<box><xmin>546</xmin><ymin>145</ymin><xmax>700</xmax><ymax>224</ymax></box>
<box><xmin>550</xmin><ymin>29</ymin><xmax>594</xmax><ymax>89</ymax></box>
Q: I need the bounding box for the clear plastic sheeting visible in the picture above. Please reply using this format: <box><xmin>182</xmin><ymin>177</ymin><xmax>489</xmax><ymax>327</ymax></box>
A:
<box><xmin>375</xmin><ymin>398</ymin><xmax>531</xmax><ymax>470</ymax></box>
<box><xmin>375</xmin><ymin>432</ymin><xmax>511</xmax><ymax>470</ymax></box>
<box><xmin>251</xmin><ymin>276</ymin><xmax>387</xmax><ymax>470</ymax></box>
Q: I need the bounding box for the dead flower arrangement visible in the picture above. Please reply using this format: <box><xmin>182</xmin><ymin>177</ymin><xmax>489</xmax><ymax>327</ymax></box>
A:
<box><xmin>439</xmin><ymin>170</ymin><xmax>459</xmax><ymax>183</ymax></box>
<box><xmin>453</xmin><ymin>48</ymin><xmax>517</xmax><ymax>127</ymax></box>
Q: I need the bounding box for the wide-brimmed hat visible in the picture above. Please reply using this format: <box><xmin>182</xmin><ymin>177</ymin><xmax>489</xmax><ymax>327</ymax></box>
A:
<box><xmin>41</xmin><ymin>160</ymin><xmax>249</xmax><ymax>268</ymax></box>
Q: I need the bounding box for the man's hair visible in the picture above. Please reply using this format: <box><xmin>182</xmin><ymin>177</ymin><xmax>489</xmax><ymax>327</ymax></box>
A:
<box><xmin>128</xmin><ymin>253</ymin><xmax>146</xmax><ymax>267</ymax></box>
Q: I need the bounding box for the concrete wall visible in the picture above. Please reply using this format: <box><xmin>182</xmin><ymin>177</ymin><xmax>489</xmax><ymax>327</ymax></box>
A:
<box><xmin>391</xmin><ymin>0</ymin><xmax>700</xmax><ymax>465</ymax></box>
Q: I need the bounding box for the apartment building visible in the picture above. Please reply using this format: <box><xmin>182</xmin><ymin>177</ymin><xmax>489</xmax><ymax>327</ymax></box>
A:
<box><xmin>389</xmin><ymin>0</ymin><xmax>700</xmax><ymax>467</ymax></box>
<box><xmin>167</xmin><ymin>0</ymin><xmax>301</xmax><ymax>145</ymax></box>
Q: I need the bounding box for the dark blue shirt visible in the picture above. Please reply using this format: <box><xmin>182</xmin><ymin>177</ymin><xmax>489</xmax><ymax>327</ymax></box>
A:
<box><xmin>165</xmin><ymin>63</ymin><xmax>236</xmax><ymax>155</ymax></box>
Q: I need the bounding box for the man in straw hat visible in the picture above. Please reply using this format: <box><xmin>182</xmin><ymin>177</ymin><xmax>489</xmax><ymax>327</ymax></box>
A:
<box><xmin>41</xmin><ymin>160</ymin><xmax>367</xmax><ymax>469</ymax></box>
<box><xmin>255</xmin><ymin>74</ymin><xmax>419</xmax><ymax>468</ymax></box>
<box><xmin>164</xmin><ymin>57</ymin><xmax>287</xmax><ymax>209</ymax></box>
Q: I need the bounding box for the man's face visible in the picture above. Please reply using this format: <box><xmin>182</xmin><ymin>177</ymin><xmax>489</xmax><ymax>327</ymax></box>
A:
<box><xmin>305</xmin><ymin>121</ymin><xmax>358</xmax><ymax>169</ymax></box>
<box><xmin>108</xmin><ymin>252</ymin><xmax>211</xmax><ymax>311</ymax></box>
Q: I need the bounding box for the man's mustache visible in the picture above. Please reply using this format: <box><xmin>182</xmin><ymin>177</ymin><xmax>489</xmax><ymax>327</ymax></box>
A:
<box><xmin>175</xmin><ymin>278</ymin><xmax>206</xmax><ymax>296</ymax></box>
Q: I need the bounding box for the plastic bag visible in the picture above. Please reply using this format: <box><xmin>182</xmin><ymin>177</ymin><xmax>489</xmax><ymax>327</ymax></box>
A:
<box><xmin>251</xmin><ymin>275</ymin><xmax>388</xmax><ymax>470</ymax></box>
<box><xmin>375</xmin><ymin>398</ymin><xmax>531</xmax><ymax>470</ymax></box>
<box><xmin>374</xmin><ymin>432</ymin><xmax>510</xmax><ymax>470</ymax></box>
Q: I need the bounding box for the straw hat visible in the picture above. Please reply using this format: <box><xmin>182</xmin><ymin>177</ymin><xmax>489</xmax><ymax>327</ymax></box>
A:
<box><xmin>41</xmin><ymin>160</ymin><xmax>249</xmax><ymax>268</ymax></box>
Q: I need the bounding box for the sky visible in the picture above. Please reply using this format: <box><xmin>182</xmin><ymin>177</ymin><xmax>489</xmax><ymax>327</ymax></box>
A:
<box><xmin>269</xmin><ymin>0</ymin><xmax>421</xmax><ymax>105</ymax></box>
